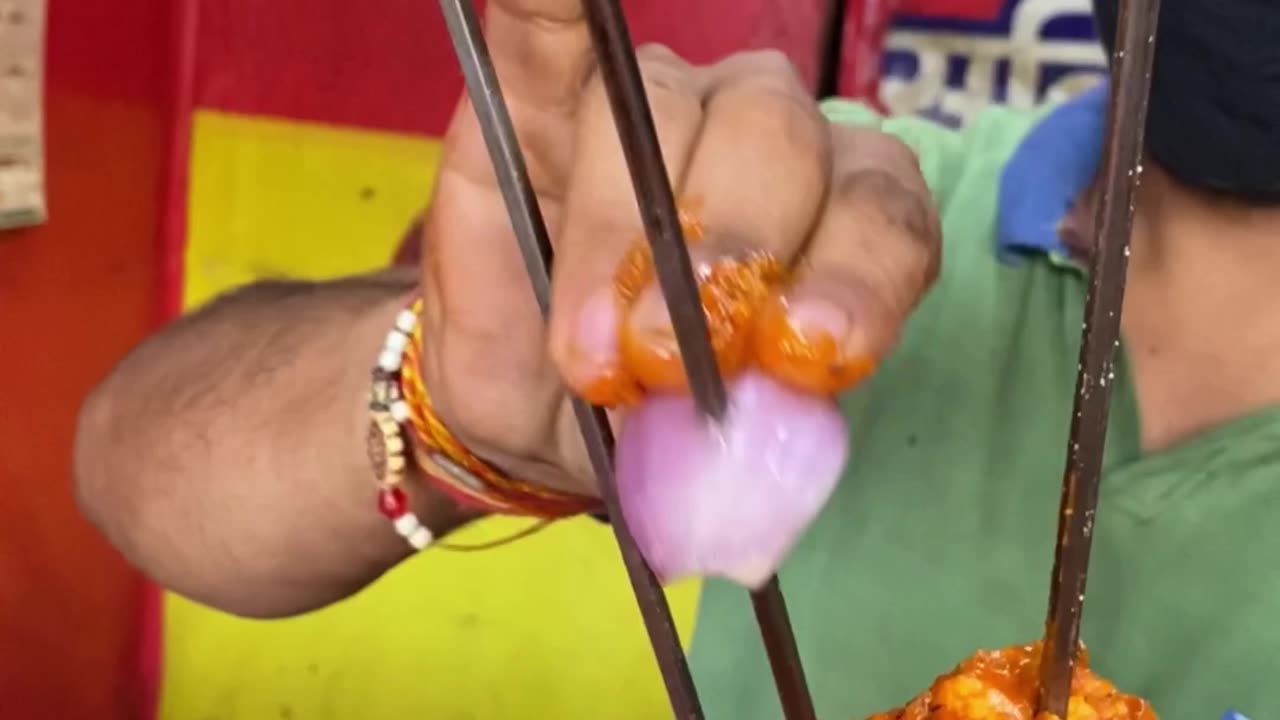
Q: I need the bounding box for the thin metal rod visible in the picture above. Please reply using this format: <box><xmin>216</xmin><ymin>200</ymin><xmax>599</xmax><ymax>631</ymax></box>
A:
<box><xmin>435</xmin><ymin>0</ymin><xmax>554</xmax><ymax>307</ymax></box>
<box><xmin>580</xmin><ymin>2</ymin><xmax>817</xmax><ymax>718</ymax></box>
<box><xmin>814</xmin><ymin>0</ymin><xmax>847</xmax><ymax>99</ymax></box>
<box><xmin>1038</xmin><ymin>0</ymin><xmax>1161</xmax><ymax>715</ymax></box>
<box><xmin>436</xmin><ymin>2</ymin><xmax>702</xmax><ymax>717</ymax></box>
<box><xmin>751</xmin><ymin>578</ymin><xmax>817</xmax><ymax>720</ymax></box>
<box><xmin>579</xmin><ymin>0</ymin><xmax>728</xmax><ymax>423</ymax></box>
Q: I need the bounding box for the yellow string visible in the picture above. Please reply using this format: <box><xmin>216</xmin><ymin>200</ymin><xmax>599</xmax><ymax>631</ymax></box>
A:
<box><xmin>435</xmin><ymin>519</ymin><xmax>555</xmax><ymax>552</ymax></box>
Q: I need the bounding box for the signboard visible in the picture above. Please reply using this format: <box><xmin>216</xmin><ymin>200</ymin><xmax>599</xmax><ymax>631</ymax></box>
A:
<box><xmin>0</xmin><ymin>0</ymin><xmax>46</xmax><ymax>230</ymax></box>
<box><xmin>881</xmin><ymin>0</ymin><xmax>1107</xmax><ymax>125</ymax></box>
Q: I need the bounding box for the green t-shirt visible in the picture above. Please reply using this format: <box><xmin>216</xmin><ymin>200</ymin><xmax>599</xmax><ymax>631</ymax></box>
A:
<box><xmin>688</xmin><ymin>102</ymin><xmax>1280</xmax><ymax>720</ymax></box>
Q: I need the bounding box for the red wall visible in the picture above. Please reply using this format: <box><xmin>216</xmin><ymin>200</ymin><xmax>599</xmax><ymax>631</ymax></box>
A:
<box><xmin>191</xmin><ymin>0</ymin><xmax>835</xmax><ymax>136</ymax></box>
<box><xmin>0</xmin><ymin>0</ymin><xmax>175</xmax><ymax>716</ymax></box>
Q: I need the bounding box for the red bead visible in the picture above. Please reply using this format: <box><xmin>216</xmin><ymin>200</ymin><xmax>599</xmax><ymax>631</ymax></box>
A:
<box><xmin>377</xmin><ymin>486</ymin><xmax>409</xmax><ymax>519</ymax></box>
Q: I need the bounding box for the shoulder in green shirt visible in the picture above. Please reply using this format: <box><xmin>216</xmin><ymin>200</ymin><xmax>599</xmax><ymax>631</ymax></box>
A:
<box><xmin>688</xmin><ymin>101</ymin><xmax>1280</xmax><ymax>720</ymax></box>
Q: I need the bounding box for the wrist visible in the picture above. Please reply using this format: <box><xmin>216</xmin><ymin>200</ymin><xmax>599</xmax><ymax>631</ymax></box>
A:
<box><xmin>363</xmin><ymin>295</ymin><xmax>600</xmax><ymax>556</ymax></box>
<box><xmin>397</xmin><ymin>298</ymin><xmax>603</xmax><ymax>518</ymax></box>
<box><xmin>405</xmin><ymin>464</ymin><xmax>485</xmax><ymax>536</ymax></box>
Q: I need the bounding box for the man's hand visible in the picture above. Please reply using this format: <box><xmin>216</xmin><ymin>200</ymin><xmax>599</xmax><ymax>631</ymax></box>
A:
<box><xmin>421</xmin><ymin>0</ymin><xmax>941</xmax><ymax>496</ymax></box>
<box><xmin>71</xmin><ymin>0</ymin><xmax>941</xmax><ymax>619</ymax></box>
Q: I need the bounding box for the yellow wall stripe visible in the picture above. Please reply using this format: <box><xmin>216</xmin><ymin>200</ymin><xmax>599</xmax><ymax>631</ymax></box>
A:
<box><xmin>166</xmin><ymin>109</ymin><xmax>700</xmax><ymax>719</ymax></box>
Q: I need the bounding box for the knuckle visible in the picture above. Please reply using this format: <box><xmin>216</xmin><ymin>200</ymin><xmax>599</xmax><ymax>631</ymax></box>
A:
<box><xmin>736</xmin><ymin>100</ymin><xmax>827</xmax><ymax>170</ymax></box>
<box><xmin>630</xmin><ymin>56</ymin><xmax>703</xmax><ymax>129</ymax></box>
<box><xmin>581</xmin><ymin>52</ymin><xmax>700</xmax><ymax>131</ymax></box>
<box><xmin>768</xmin><ymin>93</ymin><xmax>826</xmax><ymax>147</ymax></box>
<box><xmin>734</xmin><ymin>48</ymin><xmax>798</xmax><ymax>79</ymax></box>
<box><xmin>833</xmin><ymin>126</ymin><xmax>925</xmax><ymax>183</ymax></box>
<box><xmin>868</xmin><ymin>131</ymin><xmax>920</xmax><ymax>171</ymax></box>
<box><xmin>636</xmin><ymin>42</ymin><xmax>683</xmax><ymax>66</ymax></box>
<box><xmin>713</xmin><ymin>87</ymin><xmax>818</xmax><ymax>133</ymax></box>
<box><xmin>831</xmin><ymin>168</ymin><xmax>940</xmax><ymax>254</ymax></box>
<box><xmin>723</xmin><ymin>75</ymin><xmax>814</xmax><ymax>116</ymax></box>
<box><xmin>706</xmin><ymin>81</ymin><xmax>824</xmax><ymax>154</ymax></box>
<box><xmin>716</xmin><ymin>50</ymin><xmax>807</xmax><ymax>99</ymax></box>
<box><xmin>822</xmin><ymin>167</ymin><xmax>942</xmax><ymax>308</ymax></box>
<box><xmin>638</xmin><ymin>56</ymin><xmax>698</xmax><ymax>100</ymax></box>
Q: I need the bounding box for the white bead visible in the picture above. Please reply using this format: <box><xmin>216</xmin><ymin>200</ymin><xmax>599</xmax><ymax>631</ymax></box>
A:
<box><xmin>377</xmin><ymin>350</ymin><xmax>401</xmax><ymax>372</ymax></box>
<box><xmin>407</xmin><ymin>525</ymin><xmax>434</xmax><ymax>550</ymax></box>
<box><xmin>390</xmin><ymin>400</ymin><xmax>410</xmax><ymax>423</ymax></box>
<box><xmin>385</xmin><ymin>331</ymin><xmax>408</xmax><ymax>353</ymax></box>
<box><xmin>393</xmin><ymin>513</ymin><xmax>420</xmax><ymax>536</ymax></box>
<box><xmin>395</xmin><ymin>310</ymin><xmax>417</xmax><ymax>333</ymax></box>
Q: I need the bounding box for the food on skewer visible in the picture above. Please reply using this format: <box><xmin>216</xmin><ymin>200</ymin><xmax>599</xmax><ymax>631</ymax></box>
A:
<box><xmin>865</xmin><ymin>641</ymin><xmax>1157</xmax><ymax>720</ymax></box>
<box><xmin>573</xmin><ymin>231</ymin><xmax>859</xmax><ymax>590</ymax></box>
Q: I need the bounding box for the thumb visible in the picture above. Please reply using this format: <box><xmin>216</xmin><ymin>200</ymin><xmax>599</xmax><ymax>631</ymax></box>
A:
<box><xmin>421</xmin><ymin>0</ymin><xmax>593</xmax><ymax>430</ymax></box>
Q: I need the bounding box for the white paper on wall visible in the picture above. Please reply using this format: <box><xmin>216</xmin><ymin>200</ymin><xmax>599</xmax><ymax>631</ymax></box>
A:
<box><xmin>880</xmin><ymin>0</ymin><xmax>1106</xmax><ymax>127</ymax></box>
<box><xmin>0</xmin><ymin>0</ymin><xmax>47</xmax><ymax>231</ymax></box>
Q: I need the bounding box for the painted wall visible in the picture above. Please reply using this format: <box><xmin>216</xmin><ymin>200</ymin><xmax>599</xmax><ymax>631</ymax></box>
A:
<box><xmin>0</xmin><ymin>0</ymin><xmax>175</xmax><ymax>717</ymax></box>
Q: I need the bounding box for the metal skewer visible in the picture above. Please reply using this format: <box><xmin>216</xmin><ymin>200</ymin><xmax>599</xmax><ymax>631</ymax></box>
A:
<box><xmin>580</xmin><ymin>0</ymin><xmax>816</xmax><ymax>717</ymax></box>
<box><xmin>436</xmin><ymin>1</ymin><xmax>702</xmax><ymax>717</ymax></box>
<box><xmin>579</xmin><ymin>0</ymin><xmax>727</xmax><ymax>422</ymax></box>
<box><xmin>1038</xmin><ymin>0</ymin><xmax>1162</xmax><ymax>715</ymax></box>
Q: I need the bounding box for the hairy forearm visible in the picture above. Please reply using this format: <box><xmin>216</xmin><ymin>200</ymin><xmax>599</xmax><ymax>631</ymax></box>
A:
<box><xmin>74</xmin><ymin>269</ymin><xmax>473</xmax><ymax>618</ymax></box>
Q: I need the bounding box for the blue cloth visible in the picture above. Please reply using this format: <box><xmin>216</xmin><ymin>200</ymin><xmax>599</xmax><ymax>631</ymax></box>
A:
<box><xmin>996</xmin><ymin>81</ymin><xmax>1110</xmax><ymax>260</ymax></box>
<box><xmin>1222</xmin><ymin>711</ymin><xmax>1251</xmax><ymax>720</ymax></box>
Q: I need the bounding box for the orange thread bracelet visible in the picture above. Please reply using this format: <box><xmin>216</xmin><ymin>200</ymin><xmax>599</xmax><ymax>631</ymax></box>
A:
<box><xmin>366</xmin><ymin>299</ymin><xmax>583</xmax><ymax>554</ymax></box>
<box><xmin>397</xmin><ymin>298</ymin><xmax>603</xmax><ymax>519</ymax></box>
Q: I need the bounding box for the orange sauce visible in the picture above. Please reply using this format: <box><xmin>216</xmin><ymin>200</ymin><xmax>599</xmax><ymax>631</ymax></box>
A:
<box><xmin>619</xmin><ymin>249</ymin><xmax>785</xmax><ymax>393</ymax></box>
<box><xmin>573</xmin><ymin>210</ymin><xmax>879</xmax><ymax>404</ymax></box>
<box><xmin>752</xmin><ymin>293</ymin><xmax>877</xmax><ymax>395</ymax></box>
<box><xmin>865</xmin><ymin>642</ymin><xmax>1157</xmax><ymax>720</ymax></box>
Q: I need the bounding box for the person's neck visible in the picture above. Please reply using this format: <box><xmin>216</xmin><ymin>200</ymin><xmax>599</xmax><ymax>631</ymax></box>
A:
<box><xmin>1114</xmin><ymin>167</ymin><xmax>1280</xmax><ymax>451</ymax></box>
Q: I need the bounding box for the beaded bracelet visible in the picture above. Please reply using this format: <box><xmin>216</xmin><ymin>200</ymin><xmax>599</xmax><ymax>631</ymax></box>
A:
<box><xmin>366</xmin><ymin>304</ymin><xmax>437</xmax><ymax>550</ymax></box>
<box><xmin>368</xmin><ymin>357</ymin><xmax>554</xmax><ymax>553</ymax></box>
<box><xmin>366</xmin><ymin>297</ymin><xmax>602</xmax><ymax>553</ymax></box>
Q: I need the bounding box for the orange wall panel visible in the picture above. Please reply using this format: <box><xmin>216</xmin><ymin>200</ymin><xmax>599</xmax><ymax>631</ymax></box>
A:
<box><xmin>0</xmin><ymin>1</ymin><xmax>175</xmax><ymax>717</ymax></box>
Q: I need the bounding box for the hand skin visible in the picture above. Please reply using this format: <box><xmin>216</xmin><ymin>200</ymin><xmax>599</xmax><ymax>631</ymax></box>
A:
<box><xmin>73</xmin><ymin>0</ymin><xmax>941</xmax><ymax>620</ymax></box>
<box><xmin>74</xmin><ymin>269</ymin><xmax>477</xmax><ymax>618</ymax></box>
<box><xmin>418</xmin><ymin>0</ymin><xmax>940</xmax><ymax>500</ymax></box>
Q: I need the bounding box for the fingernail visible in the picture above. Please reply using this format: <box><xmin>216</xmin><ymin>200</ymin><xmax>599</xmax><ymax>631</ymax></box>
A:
<box><xmin>620</xmin><ymin>282</ymin><xmax>693</xmax><ymax>393</ymax></box>
<box><xmin>759</xmin><ymin>290</ymin><xmax>877</xmax><ymax>394</ymax></box>
<box><xmin>568</xmin><ymin>288</ymin><xmax>646</xmax><ymax>406</ymax></box>
<box><xmin>784</xmin><ymin>296</ymin><xmax>851</xmax><ymax>347</ymax></box>
<box><xmin>628</xmin><ymin>284</ymin><xmax>676</xmax><ymax>346</ymax></box>
<box><xmin>570</xmin><ymin>288</ymin><xmax>623</xmax><ymax>374</ymax></box>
